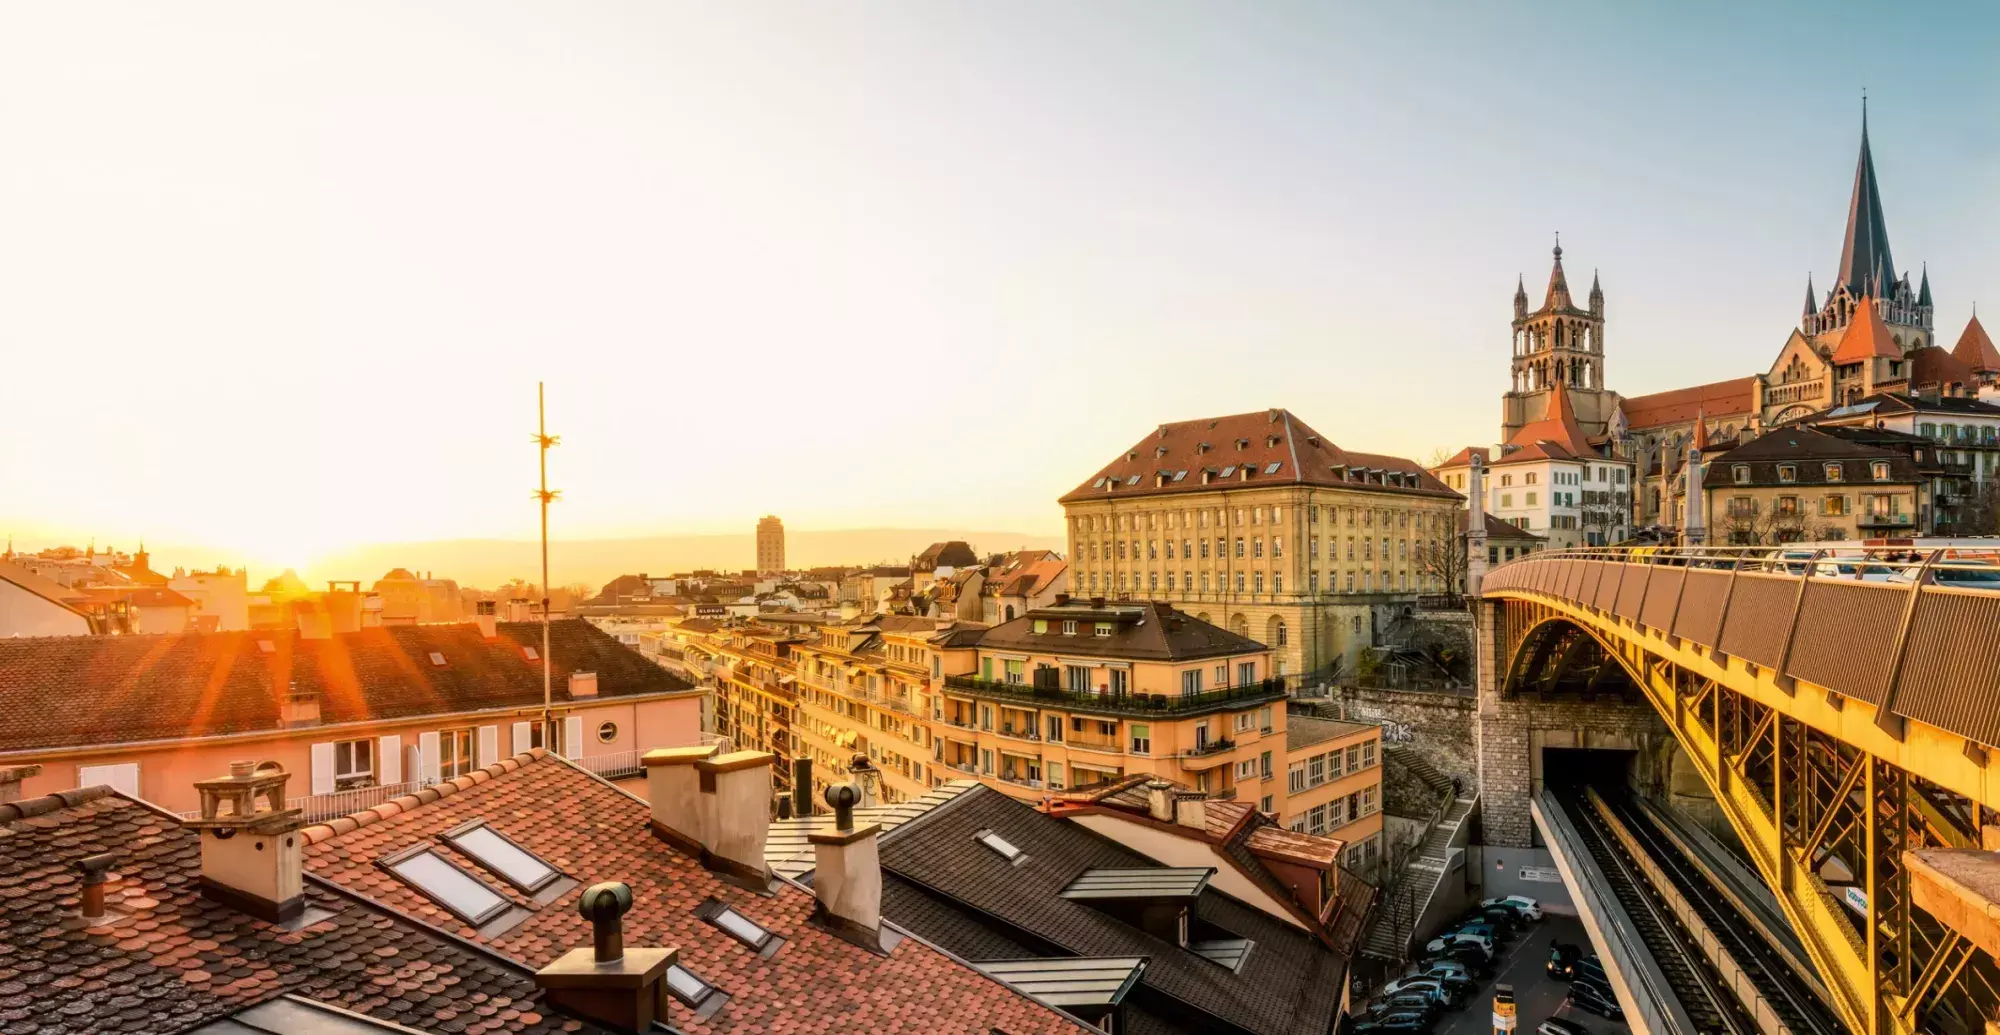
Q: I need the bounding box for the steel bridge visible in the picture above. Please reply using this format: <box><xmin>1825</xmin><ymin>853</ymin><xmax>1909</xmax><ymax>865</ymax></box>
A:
<box><xmin>1478</xmin><ymin>545</ymin><xmax>2000</xmax><ymax>1035</ymax></box>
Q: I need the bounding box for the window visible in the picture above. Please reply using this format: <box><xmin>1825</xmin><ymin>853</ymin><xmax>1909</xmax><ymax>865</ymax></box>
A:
<box><xmin>1778</xmin><ymin>464</ymin><xmax>1796</xmax><ymax>483</ymax></box>
<box><xmin>1235</xmin><ymin>538</ymin><xmax>1245</xmax><ymax>558</ymax></box>
<box><xmin>1130</xmin><ymin>724</ymin><xmax>1151</xmax><ymax>755</ymax></box>
<box><xmin>1061</xmin><ymin>620</ymin><xmax>1076</xmax><ymax>636</ymax></box>
<box><xmin>1181</xmin><ymin>669</ymin><xmax>1203</xmax><ymax>696</ymax></box>
<box><xmin>381</xmin><ymin>844</ymin><xmax>511</xmax><ymax>925</ymax></box>
<box><xmin>1048</xmin><ymin>763</ymin><xmax>1063</xmax><ymax>788</ymax></box>
<box><xmin>975</xmin><ymin>828</ymin><xmax>1025</xmax><ymax>862</ymax></box>
<box><xmin>1824</xmin><ymin>494</ymin><xmax>1848</xmax><ymax>516</ymax></box>
<box><xmin>1066</xmin><ymin>665</ymin><xmax>1091</xmax><ymax>692</ymax></box>
<box><xmin>522</xmin><ymin>646</ymin><xmax>539</xmax><ymax>661</ymax></box>
<box><xmin>1872</xmin><ymin>461</ymin><xmax>1892</xmax><ymax>481</ymax></box>
<box><xmin>428</xmin><ymin>652</ymin><xmax>448</xmax><ymax>667</ymax></box>
<box><xmin>1260</xmin><ymin>750</ymin><xmax>1274</xmax><ymax>780</ymax></box>
<box><xmin>699</xmin><ymin>900</ymin><xmax>777</xmax><ymax>953</ymax></box>
<box><xmin>444</xmin><ymin>821</ymin><xmax>561</xmax><ymax>892</ymax></box>
<box><xmin>439</xmin><ymin>727</ymin><xmax>476</xmax><ymax>780</ymax></box>
<box><xmin>1237</xmin><ymin>661</ymin><xmax>1256</xmax><ymax>685</ymax></box>
<box><xmin>1047</xmin><ymin>715</ymin><xmax>1064</xmax><ymax>742</ymax></box>
<box><xmin>333</xmin><ymin>739</ymin><xmax>373</xmax><ymax>783</ymax></box>
<box><xmin>1260</xmin><ymin>795</ymin><xmax>1274</xmax><ymax>814</ymax></box>
<box><xmin>666</xmin><ymin>964</ymin><xmax>719</xmax><ymax>1010</ymax></box>
<box><xmin>1288</xmin><ymin>762</ymin><xmax>1306</xmax><ymax>792</ymax></box>
<box><xmin>1307</xmin><ymin>755</ymin><xmax>1326</xmax><ymax>786</ymax></box>
<box><xmin>1307</xmin><ymin>804</ymin><xmax>1328</xmax><ymax>835</ymax></box>
<box><xmin>1733</xmin><ymin>465</ymin><xmax>1751</xmax><ymax>484</ymax></box>
<box><xmin>1094</xmin><ymin>622</ymin><xmax>1113</xmax><ymax>637</ymax></box>
<box><xmin>1033</xmin><ymin>619</ymin><xmax>1048</xmax><ymax>634</ymax></box>
<box><xmin>1236</xmin><ymin>760</ymin><xmax>1256</xmax><ymax>781</ymax></box>
<box><xmin>1362</xmin><ymin>741</ymin><xmax>1377</xmax><ymax>768</ymax></box>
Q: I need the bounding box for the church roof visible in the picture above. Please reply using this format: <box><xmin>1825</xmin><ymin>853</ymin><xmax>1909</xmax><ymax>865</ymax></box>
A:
<box><xmin>1498</xmin><ymin>382</ymin><xmax>1597</xmax><ymax>462</ymax></box>
<box><xmin>1919</xmin><ymin>266</ymin><xmax>1933</xmax><ymax>307</ymax></box>
<box><xmin>1837</xmin><ymin>106</ymin><xmax>1897</xmax><ymax>296</ymax></box>
<box><xmin>1953</xmin><ymin>314</ymin><xmax>2000</xmax><ymax>373</ymax></box>
<box><xmin>1619</xmin><ymin>377</ymin><xmax>1758</xmax><ymax>431</ymax></box>
<box><xmin>1831</xmin><ymin>295</ymin><xmax>1900</xmax><ymax>364</ymax></box>
<box><xmin>1803</xmin><ymin>276</ymin><xmax>1818</xmax><ymax>317</ymax></box>
<box><xmin>1544</xmin><ymin>243</ymin><xmax>1571</xmax><ymax>309</ymax></box>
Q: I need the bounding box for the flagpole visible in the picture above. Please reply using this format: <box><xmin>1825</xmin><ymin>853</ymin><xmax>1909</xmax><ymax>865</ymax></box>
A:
<box><xmin>535</xmin><ymin>383</ymin><xmax>560</xmax><ymax>744</ymax></box>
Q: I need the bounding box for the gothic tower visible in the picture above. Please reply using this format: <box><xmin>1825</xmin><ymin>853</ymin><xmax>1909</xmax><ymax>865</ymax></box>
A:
<box><xmin>1502</xmin><ymin>239</ymin><xmax>1615</xmax><ymax>441</ymax></box>
<box><xmin>1801</xmin><ymin>103</ymin><xmax>1934</xmax><ymax>354</ymax></box>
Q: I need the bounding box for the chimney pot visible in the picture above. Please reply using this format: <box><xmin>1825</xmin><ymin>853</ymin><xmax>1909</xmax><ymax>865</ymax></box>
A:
<box><xmin>826</xmin><ymin>783</ymin><xmax>858</xmax><ymax>830</ymax></box>
<box><xmin>579</xmin><ymin>881</ymin><xmax>634</xmax><ymax>963</ymax></box>
<box><xmin>809</xmin><ymin>782</ymin><xmax>886</xmax><ymax>950</ymax></box>
<box><xmin>77</xmin><ymin>852</ymin><xmax>117</xmax><ymax>922</ymax></box>
<box><xmin>691</xmin><ymin>751</ymin><xmax>778</xmax><ymax>888</ymax></box>
<box><xmin>182</xmin><ymin>765</ymin><xmax>305</xmax><ymax>922</ymax></box>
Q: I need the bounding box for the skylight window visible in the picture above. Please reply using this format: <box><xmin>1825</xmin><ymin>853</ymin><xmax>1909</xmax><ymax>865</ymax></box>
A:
<box><xmin>523</xmin><ymin>646</ymin><xmax>539</xmax><ymax>660</ymax></box>
<box><xmin>666</xmin><ymin>964</ymin><xmax>718</xmax><ymax>1008</ymax></box>
<box><xmin>1265</xmin><ymin>462</ymin><xmax>1282</xmax><ymax>475</ymax></box>
<box><xmin>1092</xmin><ymin>477</ymin><xmax>1107</xmax><ymax>488</ymax></box>
<box><xmin>1125</xmin><ymin>474</ymin><xmax>1139</xmax><ymax>486</ymax></box>
<box><xmin>1172</xmin><ymin>470</ymin><xmax>1187</xmax><ymax>482</ymax></box>
<box><xmin>257</xmin><ymin>640</ymin><xmax>275</xmax><ymax>654</ymax></box>
<box><xmin>1219</xmin><ymin>465</ymin><xmax>1236</xmax><ymax>478</ymax></box>
<box><xmin>698</xmin><ymin>899</ymin><xmax>778</xmax><ymax>955</ymax></box>
<box><xmin>381</xmin><ymin>844</ymin><xmax>510</xmax><ymax>925</ymax></box>
<box><xmin>444</xmin><ymin>821</ymin><xmax>559</xmax><ymax>892</ymax></box>
<box><xmin>975</xmin><ymin>828</ymin><xmax>1026</xmax><ymax>863</ymax></box>
<box><xmin>428</xmin><ymin>652</ymin><xmax>448</xmax><ymax>666</ymax></box>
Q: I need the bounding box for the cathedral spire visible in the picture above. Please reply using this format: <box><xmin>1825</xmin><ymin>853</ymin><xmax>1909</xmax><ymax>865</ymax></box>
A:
<box><xmin>1918</xmin><ymin>263</ymin><xmax>1933</xmax><ymax>308</ymax></box>
<box><xmin>1837</xmin><ymin>97</ymin><xmax>1896</xmax><ymax>296</ymax></box>
<box><xmin>1803</xmin><ymin>275</ymin><xmax>1818</xmax><ymax>317</ymax></box>
<box><xmin>1544</xmin><ymin>236</ymin><xmax>1571</xmax><ymax>309</ymax></box>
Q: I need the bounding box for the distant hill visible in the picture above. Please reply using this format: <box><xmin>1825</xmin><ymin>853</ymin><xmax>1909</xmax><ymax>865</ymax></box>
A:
<box><xmin>297</xmin><ymin>527</ymin><xmax>1065</xmax><ymax>589</ymax></box>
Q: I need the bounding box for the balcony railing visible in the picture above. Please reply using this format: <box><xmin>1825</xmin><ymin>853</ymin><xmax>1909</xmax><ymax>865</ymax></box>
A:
<box><xmin>1182</xmin><ymin>737</ymin><xmax>1236</xmax><ymax>758</ymax></box>
<box><xmin>941</xmin><ymin>675</ymin><xmax>1288</xmax><ymax>717</ymax></box>
<box><xmin>998</xmin><ymin>774</ymin><xmax>1046</xmax><ymax>790</ymax></box>
<box><xmin>574</xmin><ymin>748</ymin><xmax>644</xmax><ymax>780</ymax></box>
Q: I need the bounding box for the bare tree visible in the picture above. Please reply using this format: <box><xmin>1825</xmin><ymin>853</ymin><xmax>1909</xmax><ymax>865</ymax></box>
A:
<box><xmin>1416</xmin><ymin>524</ymin><xmax>1469</xmax><ymax>596</ymax></box>
<box><xmin>1579</xmin><ymin>489</ymin><xmax>1633</xmax><ymax>545</ymax></box>
<box><xmin>1955</xmin><ymin>481</ymin><xmax>2000</xmax><ymax>536</ymax></box>
<box><xmin>1722</xmin><ymin>499</ymin><xmax>1807</xmax><ymax>545</ymax></box>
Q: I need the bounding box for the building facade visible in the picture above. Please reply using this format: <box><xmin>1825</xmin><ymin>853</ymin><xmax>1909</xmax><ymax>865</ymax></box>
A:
<box><xmin>1695</xmin><ymin>426</ymin><xmax>1928</xmax><ymax>543</ymax></box>
<box><xmin>757</xmin><ymin>514</ymin><xmax>785</xmax><ymax>573</ymax></box>
<box><xmin>1061</xmin><ymin>408</ymin><xmax>1460</xmax><ymax>680</ymax></box>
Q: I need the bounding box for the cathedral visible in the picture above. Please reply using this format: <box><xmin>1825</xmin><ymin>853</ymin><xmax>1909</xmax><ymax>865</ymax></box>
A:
<box><xmin>1441</xmin><ymin>106</ymin><xmax>2000</xmax><ymax>538</ymax></box>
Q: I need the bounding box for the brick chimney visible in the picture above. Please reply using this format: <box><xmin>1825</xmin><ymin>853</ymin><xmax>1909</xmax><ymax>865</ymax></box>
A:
<box><xmin>0</xmin><ymin>764</ymin><xmax>42</xmax><ymax>805</ymax></box>
<box><xmin>474</xmin><ymin>599</ymin><xmax>498</xmax><ymax>639</ymax></box>
<box><xmin>642</xmin><ymin>744</ymin><xmax>720</xmax><ymax>857</ymax></box>
<box><xmin>535</xmin><ymin>881</ymin><xmax>677</xmax><ymax>1034</ymax></box>
<box><xmin>810</xmin><ymin>784</ymin><xmax>886</xmax><ymax>951</ymax></box>
<box><xmin>694</xmin><ymin>751</ymin><xmax>776</xmax><ymax>888</ymax></box>
<box><xmin>569</xmin><ymin>672</ymin><xmax>599</xmax><ymax>699</ymax></box>
<box><xmin>182</xmin><ymin>761</ymin><xmax>306</xmax><ymax>922</ymax></box>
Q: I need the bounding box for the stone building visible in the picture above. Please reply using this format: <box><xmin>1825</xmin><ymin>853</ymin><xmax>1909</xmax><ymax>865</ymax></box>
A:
<box><xmin>1060</xmin><ymin>408</ymin><xmax>1460</xmax><ymax>680</ymax></box>
<box><xmin>755</xmin><ymin>514</ymin><xmax>785</xmax><ymax>573</ymax></box>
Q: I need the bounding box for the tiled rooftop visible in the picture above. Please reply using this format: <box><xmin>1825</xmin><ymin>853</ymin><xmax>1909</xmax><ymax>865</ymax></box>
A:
<box><xmin>301</xmin><ymin>752</ymin><xmax>1092</xmax><ymax>1034</ymax></box>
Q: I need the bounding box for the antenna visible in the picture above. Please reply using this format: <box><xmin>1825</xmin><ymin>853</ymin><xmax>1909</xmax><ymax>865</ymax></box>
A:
<box><xmin>534</xmin><ymin>383</ymin><xmax>562</xmax><ymax>742</ymax></box>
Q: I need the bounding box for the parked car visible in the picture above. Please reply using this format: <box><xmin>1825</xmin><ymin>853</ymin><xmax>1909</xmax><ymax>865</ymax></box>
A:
<box><xmin>1412</xmin><ymin>959</ymin><xmax>1476</xmax><ymax>985</ymax></box>
<box><xmin>1572</xmin><ymin>956</ymin><xmax>1608</xmax><ymax>988</ymax></box>
<box><xmin>1566</xmin><ymin>982</ymin><xmax>1624</xmax><ymax>1021</ymax></box>
<box><xmin>1352</xmin><ymin>1011</ymin><xmax>1435</xmax><ymax>1035</ymax></box>
<box><xmin>1451</xmin><ymin>921</ymin><xmax>1509</xmax><ymax>944</ymax></box>
<box><xmin>1537</xmin><ymin>1018</ymin><xmax>1590</xmax><ymax>1035</ymax></box>
<box><xmin>1459</xmin><ymin>906</ymin><xmax>1520</xmax><ymax>933</ymax></box>
<box><xmin>1424</xmin><ymin>932</ymin><xmax>1494</xmax><ymax>959</ymax></box>
<box><xmin>1890</xmin><ymin>561</ymin><xmax>2000</xmax><ymax>589</ymax></box>
<box><xmin>1484</xmin><ymin>895</ymin><xmax>1544</xmax><ymax>921</ymax></box>
<box><xmin>1378</xmin><ymin>978</ymin><xmax>1468</xmax><ymax>1009</ymax></box>
<box><xmin>1547</xmin><ymin>942</ymin><xmax>1582</xmax><ymax>979</ymax></box>
<box><xmin>1368</xmin><ymin>995</ymin><xmax>1441</xmax><ymax>1024</ymax></box>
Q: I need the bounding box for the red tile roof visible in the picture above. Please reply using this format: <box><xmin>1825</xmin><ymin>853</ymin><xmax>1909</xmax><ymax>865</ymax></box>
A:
<box><xmin>0</xmin><ymin>620</ymin><xmax>695</xmax><ymax>752</ymax></box>
<box><xmin>1060</xmin><ymin>409</ymin><xmax>1455</xmax><ymax>504</ymax></box>
<box><xmin>1434</xmin><ymin>446</ymin><xmax>1489</xmax><ymax>471</ymax></box>
<box><xmin>1907</xmin><ymin>344</ymin><xmax>1978</xmax><ymax>389</ymax></box>
<box><xmin>303</xmin><ymin>751</ymin><xmax>1092</xmax><ymax>1034</ymax></box>
<box><xmin>1953</xmin><ymin>314</ymin><xmax>2000</xmax><ymax>373</ymax></box>
<box><xmin>1832</xmin><ymin>295</ymin><xmax>1901</xmax><ymax>363</ymax></box>
<box><xmin>1498</xmin><ymin>381</ymin><xmax>1597</xmax><ymax>463</ymax></box>
<box><xmin>1619</xmin><ymin>376</ymin><xmax>1758</xmax><ymax>431</ymax></box>
<box><xmin>0</xmin><ymin>785</ymin><xmax>604</xmax><ymax>1035</ymax></box>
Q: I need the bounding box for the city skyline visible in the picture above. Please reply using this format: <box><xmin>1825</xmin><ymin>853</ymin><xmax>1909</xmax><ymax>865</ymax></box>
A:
<box><xmin>4</xmin><ymin>2</ymin><xmax>1996</xmax><ymax>574</ymax></box>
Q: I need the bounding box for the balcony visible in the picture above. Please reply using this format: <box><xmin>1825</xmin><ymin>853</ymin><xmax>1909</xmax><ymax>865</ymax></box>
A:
<box><xmin>997</xmin><ymin>774</ymin><xmax>1046</xmax><ymax>791</ymax></box>
<box><xmin>996</xmin><ymin>726</ymin><xmax>1044</xmax><ymax>744</ymax></box>
<box><xmin>1180</xmin><ymin>737</ymin><xmax>1236</xmax><ymax>758</ymax></box>
<box><xmin>941</xmin><ymin>675</ymin><xmax>1288</xmax><ymax>718</ymax></box>
<box><xmin>1858</xmin><ymin>512</ymin><xmax>1915</xmax><ymax>528</ymax></box>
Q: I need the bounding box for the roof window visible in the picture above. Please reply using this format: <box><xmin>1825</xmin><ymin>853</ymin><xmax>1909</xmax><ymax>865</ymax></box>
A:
<box><xmin>1125</xmin><ymin>474</ymin><xmax>1140</xmax><ymax>486</ymax></box>
<box><xmin>975</xmin><ymin>828</ymin><xmax>1027</xmax><ymax>864</ymax></box>
<box><xmin>257</xmin><ymin>640</ymin><xmax>275</xmax><ymax>654</ymax></box>
<box><xmin>443</xmin><ymin>820</ymin><xmax>560</xmax><ymax>892</ymax></box>
<box><xmin>1219</xmin><ymin>465</ymin><xmax>1236</xmax><ymax>478</ymax></box>
<box><xmin>1265</xmin><ymin>462</ymin><xmax>1282</xmax><ymax>475</ymax></box>
<box><xmin>1093</xmin><ymin>477</ymin><xmax>1107</xmax><ymax>488</ymax></box>
<box><xmin>429</xmin><ymin>652</ymin><xmax>447</xmax><ymax>666</ymax></box>
<box><xmin>666</xmin><ymin>963</ymin><xmax>725</xmax><ymax>1016</ymax></box>
<box><xmin>379</xmin><ymin>844</ymin><xmax>511</xmax><ymax>925</ymax></box>
<box><xmin>698</xmin><ymin>899</ymin><xmax>780</xmax><ymax>956</ymax></box>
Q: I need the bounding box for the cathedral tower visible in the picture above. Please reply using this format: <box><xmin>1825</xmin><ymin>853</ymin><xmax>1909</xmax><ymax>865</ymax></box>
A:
<box><xmin>1801</xmin><ymin>103</ymin><xmax>1934</xmax><ymax>354</ymax></box>
<box><xmin>1502</xmin><ymin>239</ymin><xmax>1616</xmax><ymax>441</ymax></box>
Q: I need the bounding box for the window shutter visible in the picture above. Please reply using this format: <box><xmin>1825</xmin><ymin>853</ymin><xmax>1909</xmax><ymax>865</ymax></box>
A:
<box><xmin>478</xmin><ymin>725</ymin><xmax>499</xmax><ymax>768</ymax></box>
<box><xmin>512</xmin><ymin>722</ymin><xmax>532</xmax><ymax>755</ymax></box>
<box><xmin>419</xmin><ymin>731</ymin><xmax>441</xmax><ymax>784</ymax></box>
<box><xmin>377</xmin><ymin>735</ymin><xmax>402</xmax><ymax>785</ymax></box>
<box><xmin>310</xmin><ymin>742</ymin><xmax>336</xmax><ymax>796</ymax></box>
<box><xmin>564</xmin><ymin>716</ymin><xmax>584</xmax><ymax>758</ymax></box>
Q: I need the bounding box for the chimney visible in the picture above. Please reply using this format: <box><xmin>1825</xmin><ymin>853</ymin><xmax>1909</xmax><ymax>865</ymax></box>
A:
<box><xmin>76</xmin><ymin>852</ymin><xmax>117</xmax><ymax>925</ymax></box>
<box><xmin>809</xmin><ymin>784</ymin><xmax>887</xmax><ymax>950</ymax></box>
<box><xmin>279</xmin><ymin>681</ymin><xmax>321</xmax><ymax>728</ymax></box>
<box><xmin>569</xmin><ymin>672</ymin><xmax>599</xmax><ymax>699</ymax></box>
<box><xmin>792</xmin><ymin>758</ymin><xmax>813</xmax><ymax>818</ymax></box>
<box><xmin>1174</xmin><ymin>796</ymin><xmax>1208</xmax><ymax>830</ymax></box>
<box><xmin>1145</xmin><ymin>779</ymin><xmax>1174</xmax><ymax>822</ymax></box>
<box><xmin>642</xmin><ymin>744</ymin><xmax>720</xmax><ymax>857</ymax></box>
<box><xmin>475</xmin><ymin>599</ymin><xmax>498</xmax><ymax>639</ymax></box>
<box><xmin>295</xmin><ymin>602</ymin><xmax>333</xmax><ymax>641</ymax></box>
<box><xmin>693</xmin><ymin>751</ymin><xmax>777</xmax><ymax>887</ymax></box>
<box><xmin>1055</xmin><ymin>593</ymin><xmax>1070</xmax><ymax>606</ymax></box>
<box><xmin>535</xmin><ymin>881</ymin><xmax>677</xmax><ymax>1034</ymax></box>
<box><xmin>848</xmin><ymin>755</ymin><xmax>881</xmax><ymax>808</ymax></box>
<box><xmin>0</xmin><ymin>764</ymin><xmax>41</xmax><ymax>805</ymax></box>
<box><xmin>182</xmin><ymin>761</ymin><xmax>306</xmax><ymax>922</ymax></box>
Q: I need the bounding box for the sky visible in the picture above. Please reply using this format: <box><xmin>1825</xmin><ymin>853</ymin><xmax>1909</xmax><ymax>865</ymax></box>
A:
<box><xmin>3</xmin><ymin>1</ymin><xmax>1997</xmax><ymax>579</ymax></box>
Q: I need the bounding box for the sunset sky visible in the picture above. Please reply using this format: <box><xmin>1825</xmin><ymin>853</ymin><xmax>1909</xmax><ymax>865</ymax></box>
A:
<box><xmin>3</xmin><ymin>2</ymin><xmax>1996</xmax><ymax>579</ymax></box>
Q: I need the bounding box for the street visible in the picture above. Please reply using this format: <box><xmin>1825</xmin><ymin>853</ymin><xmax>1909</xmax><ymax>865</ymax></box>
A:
<box><xmin>1432</xmin><ymin>915</ymin><xmax>1632</xmax><ymax>1035</ymax></box>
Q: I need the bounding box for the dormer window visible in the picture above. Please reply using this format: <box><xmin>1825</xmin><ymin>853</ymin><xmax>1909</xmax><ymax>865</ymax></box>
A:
<box><xmin>1062</xmin><ymin>621</ymin><xmax>1077</xmax><ymax>636</ymax></box>
<box><xmin>1872</xmin><ymin>461</ymin><xmax>1892</xmax><ymax>481</ymax></box>
<box><xmin>1824</xmin><ymin>463</ymin><xmax>1844</xmax><ymax>482</ymax></box>
<box><xmin>1778</xmin><ymin>464</ymin><xmax>1796</xmax><ymax>483</ymax></box>
<box><xmin>1032</xmin><ymin>620</ymin><xmax>1048</xmax><ymax>635</ymax></box>
<box><xmin>1733</xmin><ymin>465</ymin><xmax>1751</xmax><ymax>484</ymax></box>
<box><xmin>1235</xmin><ymin>439</ymin><xmax>1249</xmax><ymax>450</ymax></box>
<box><xmin>1094</xmin><ymin>622</ymin><xmax>1113</xmax><ymax>637</ymax></box>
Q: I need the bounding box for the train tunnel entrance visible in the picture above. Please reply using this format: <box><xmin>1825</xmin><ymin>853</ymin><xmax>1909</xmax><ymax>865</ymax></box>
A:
<box><xmin>1542</xmin><ymin>746</ymin><xmax>1638</xmax><ymax>791</ymax></box>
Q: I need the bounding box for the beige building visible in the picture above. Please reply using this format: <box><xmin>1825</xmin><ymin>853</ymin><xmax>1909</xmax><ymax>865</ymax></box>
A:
<box><xmin>1693</xmin><ymin>426</ymin><xmax>1928</xmax><ymax>543</ymax></box>
<box><xmin>757</xmin><ymin>515</ymin><xmax>785</xmax><ymax>573</ymax></box>
<box><xmin>1060</xmin><ymin>408</ymin><xmax>1460</xmax><ymax>680</ymax></box>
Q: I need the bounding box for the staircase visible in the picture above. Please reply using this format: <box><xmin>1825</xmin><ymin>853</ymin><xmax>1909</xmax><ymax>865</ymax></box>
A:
<box><xmin>1387</xmin><ymin>745</ymin><xmax>1456</xmax><ymax>802</ymax></box>
<box><xmin>1360</xmin><ymin>794</ymin><xmax>1476</xmax><ymax>962</ymax></box>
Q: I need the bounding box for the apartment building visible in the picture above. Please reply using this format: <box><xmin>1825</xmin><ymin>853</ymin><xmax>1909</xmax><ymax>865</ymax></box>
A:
<box><xmin>791</xmin><ymin>614</ymin><xmax>978</xmax><ymax>806</ymax></box>
<box><xmin>0</xmin><ymin>616</ymin><xmax>705</xmax><ymax>813</ymax></box>
<box><xmin>1696</xmin><ymin>426</ymin><xmax>1928</xmax><ymax>543</ymax></box>
<box><xmin>1283</xmin><ymin>714</ymin><xmax>1386</xmax><ymax>875</ymax></box>
<box><xmin>1061</xmin><ymin>408</ymin><xmax>1461</xmax><ymax>680</ymax></box>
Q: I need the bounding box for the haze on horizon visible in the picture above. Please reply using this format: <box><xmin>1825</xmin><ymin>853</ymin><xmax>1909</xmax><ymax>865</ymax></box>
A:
<box><xmin>4</xmin><ymin>1</ymin><xmax>1996</xmax><ymax>579</ymax></box>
